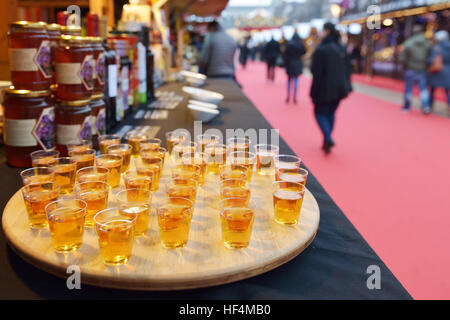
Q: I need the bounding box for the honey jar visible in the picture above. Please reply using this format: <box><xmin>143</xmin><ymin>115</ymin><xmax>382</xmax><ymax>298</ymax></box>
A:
<box><xmin>46</xmin><ymin>23</ymin><xmax>61</xmax><ymax>86</ymax></box>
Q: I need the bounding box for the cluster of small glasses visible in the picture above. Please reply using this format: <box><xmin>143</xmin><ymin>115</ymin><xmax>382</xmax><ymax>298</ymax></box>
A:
<box><xmin>18</xmin><ymin>131</ymin><xmax>310</xmax><ymax>265</ymax></box>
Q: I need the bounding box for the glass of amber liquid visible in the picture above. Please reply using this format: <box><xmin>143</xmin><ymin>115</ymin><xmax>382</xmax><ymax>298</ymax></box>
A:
<box><xmin>219</xmin><ymin>164</ymin><xmax>249</xmax><ymax>182</ymax></box>
<box><xmin>219</xmin><ymin>198</ymin><xmax>255</xmax><ymax>249</ymax></box>
<box><xmin>134</xmin><ymin>157</ymin><xmax>162</xmax><ymax>192</ymax></box>
<box><xmin>126</xmin><ymin>133</ymin><xmax>149</xmax><ymax>156</ymax></box>
<box><xmin>157</xmin><ymin>198</ymin><xmax>193</xmax><ymax>249</ymax></box>
<box><xmin>165</xmin><ymin>131</ymin><xmax>188</xmax><ymax>155</ymax></box>
<box><xmin>123</xmin><ymin>170</ymin><xmax>152</xmax><ymax>193</ymax></box>
<box><xmin>94</xmin><ymin>208</ymin><xmax>137</xmax><ymax>265</ymax></box>
<box><xmin>220</xmin><ymin>182</ymin><xmax>251</xmax><ymax>205</ymax></box>
<box><xmin>273</xmin><ymin>181</ymin><xmax>306</xmax><ymax>225</ymax></box>
<box><xmin>196</xmin><ymin>134</ymin><xmax>220</xmax><ymax>152</ymax></box>
<box><xmin>172</xmin><ymin>141</ymin><xmax>197</xmax><ymax>163</ymax></box>
<box><xmin>172</xmin><ymin>163</ymin><xmax>201</xmax><ymax>184</ymax></box>
<box><xmin>69</xmin><ymin>148</ymin><xmax>96</xmax><ymax>170</ymax></box>
<box><xmin>47</xmin><ymin>157</ymin><xmax>77</xmax><ymax>194</ymax></box>
<box><xmin>76</xmin><ymin>166</ymin><xmax>109</xmax><ymax>184</ymax></box>
<box><xmin>226</xmin><ymin>137</ymin><xmax>251</xmax><ymax>154</ymax></box>
<box><xmin>20</xmin><ymin>167</ymin><xmax>54</xmax><ymax>186</ymax></box>
<box><xmin>181</xmin><ymin>152</ymin><xmax>207</xmax><ymax>185</ymax></box>
<box><xmin>95</xmin><ymin>155</ymin><xmax>122</xmax><ymax>188</ymax></box>
<box><xmin>139</xmin><ymin>137</ymin><xmax>162</xmax><ymax>153</ymax></box>
<box><xmin>22</xmin><ymin>182</ymin><xmax>60</xmax><ymax>229</ymax></box>
<box><xmin>274</xmin><ymin>155</ymin><xmax>302</xmax><ymax>181</ymax></box>
<box><xmin>254</xmin><ymin>144</ymin><xmax>279</xmax><ymax>176</ymax></box>
<box><xmin>205</xmin><ymin>143</ymin><xmax>227</xmax><ymax>175</ymax></box>
<box><xmin>116</xmin><ymin>189</ymin><xmax>152</xmax><ymax>237</ymax></box>
<box><xmin>74</xmin><ymin>181</ymin><xmax>109</xmax><ymax>228</ymax></box>
<box><xmin>276</xmin><ymin>167</ymin><xmax>309</xmax><ymax>186</ymax></box>
<box><xmin>228</xmin><ymin>151</ymin><xmax>256</xmax><ymax>183</ymax></box>
<box><xmin>67</xmin><ymin>140</ymin><xmax>92</xmax><ymax>153</ymax></box>
<box><xmin>45</xmin><ymin>199</ymin><xmax>87</xmax><ymax>252</ymax></box>
<box><xmin>166</xmin><ymin>178</ymin><xmax>198</xmax><ymax>205</ymax></box>
<box><xmin>30</xmin><ymin>150</ymin><xmax>59</xmax><ymax>167</ymax></box>
<box><xmin>141</xmin><ymin>146</ymin><xmax>167</xmax><ymax>168</ymax></box>
<box><xmin>107</xmin><ymin>144</ymin><xmax>132</xmax><ymax>173</ymax></box>
<box><xmin>98</xmin><ymin>134</ymin><xmax>121</xmax><ymax>154</ymax></box>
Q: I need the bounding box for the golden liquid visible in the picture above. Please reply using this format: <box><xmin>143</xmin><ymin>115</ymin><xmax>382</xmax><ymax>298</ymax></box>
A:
<box><xmin>128</xmin><ymin>137</ymin><xmax>147</xmax><ymax>155</ymax></box>
<box><xmin>275</xmin><ymin>163</ymin><xmax>300</xmax><ymax>180</ymax></box>
<box><xmin>183</xmin><ymin>159</ymin><xmax>206</xmax><ymax>185</ymax></box>
<box><xmin>221</xmin><ymin>207</ymin><xmax>254</xmax><ymax>249</ymax></box>
<box><xmin>166</xmin><ymin>185</ymin><xmax>197</xmax><ymax>204</ymax></box>
<box><xmin>157</xmin><ymin>205</ymin><xmax>191</xmax><ymax>248</ymax></box>
<box><xmin>108</xmin><ymin>149</ymin><xmax>131</xmax><ymax>173</ymax></box>
<box><xmin>32</xmin><ymin>156</ymin><xmax>56</xmax><ymax>168</ymax></box>
<box><xmin>221</xmin><ymin>178</ymin><xmax>247</xmax><ymax>188</ymax></box>
<box><xmin>76</xmin><ymin>172</ymin><xmax>108</xmax><ymax>184</ymax></box>
<box><xmin>120</xmin><ymin>205</ymin><xmax>150</xmax><ymax>237</ymax></box>
<box><xmin>78</xmin><ymin>191</ymin><xmax>108</xmax><ymax>227</ymax></box>
<box><xmin>229</xmin><ymin>158</ymin><xmax>253</xmax><ymax>182</ymax></box>
<box><xmin>173</xmin><ymin>146</ymin><xmax>196</xmax><ymax>161</ymax></box>
<box><xmin>68</xmin><ymin>145</ymin><xmax>91</xmax><ymax>153</ymax></box>
<box><xmin>228</xmin><ymin>143</ymin><xmax>250</xmax><ymax>153</ymax></box>
<box><xmin>99</xmin><ymin>139</ymin><xmax>120</xmax><ymax>154</ymax></box>
<box><xmin>221</xmin><ymin>187</ymin><xmax>251</xmax><ymax>204</ymax></box>
<box><xmin>72</xmin><ymin>154</ymin><xmax>95</xmax><ymax>170</ymax></box>
<box><xmin>124</xmin><ymin>176</ymin><xmax>152</xmax><ymax>192</ymax></box>
<box><xmin>137</xmin><ymin>160</ymin><xmax>161</xmax><ymax>191</ymax></box>
<box><xmin>256</xmin><ymin>152</ymin><xmax>275</xmax><ymax>175</ymax></box>
<box><xmin>124</xmin><ymin>188</ymin><xmax>151</xmax><ymax>202</ymax></box>
<box><xmin>22</xmin><ymin>174</ymin><xmax>54</xmax><ymax>185</ymax></box>
<box><xmin>141</xmin><ymin>150</ymin><xmax>165</xmax><ymax>168</ymax></box>
<box><xmin>220</xmin><ymin>167</ymin><xmax>248</xmax><ymax>181</ymax></box>
<box><xmin>273</xmin><ymin>190</ymin><xmax>304</xmax><ymax>225</ymax></box>
<box><xmin>140</xmin><ymin>142</ymin><xmax>160</xmax><ymax>152</ymax></box>
<box><xmin>199</xmin><ymin>140</ymin><xmax>215</xmax><ymax>153</ymax></box>
<box><xmin>23</xmin><ymin>190</ymin><xmax>58</xmax><ymax>228</ymax></box>
<box><xmin>278</xmin><ymin>173</ymin><xmax>306</xmax><ymax>185</ymax></box>
<box><xmin>52</xmin><ymin>164</ymin><xmax>77</xmax><ymax>194</ymax></box>
<box><xmin>47</xmin><ymin>207</ymin><xmax>85</xmax><ymax>252</ymax></box>
<box><xmin>96</xmin><ymin>219</ymin><xmax>134</xmax><ymax>265</ymax></box>
<box><xmin>96</xmin><ymin>158</ymin><xmax>122</xmax><ymax>188</ymax></box>
<box><xmin>172</xmin><ymin>164</ymin><xmax>200</xmax><ymax>183</ymax></box>
<box><xmin>167</xmin><ymin>137</ymin><xmax>184</xmax><ymax>154</ymax></box>
<box><xmin>206</xmin><ymin>148</ymin><xmax>226</xmax><ymax>175</ymax></box>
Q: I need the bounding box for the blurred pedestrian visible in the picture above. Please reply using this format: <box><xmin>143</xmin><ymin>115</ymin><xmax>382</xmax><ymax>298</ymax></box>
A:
<box><xmin>200</xmin><ymin>21</ymin><xmax>238</xmax><ymax>79</ymax></box>
<box><xmin>239</xmin><ymin>40</ymin><xmax>250</xmax><ymax>69</ymax></box>
<box><xmin>264</xmin><ymin>37</ymin><xmax>281</xmax><ymax>81</ymax></box>
<box><xmin>399</xmin><ymin>24</ymin><xmax>432</xmax><ymax>114</ymax></box>
<box><xmin>310</xmin><ymin>22</ymin><xmax>352</xmax><ymax>154</ymax></box>
<box><xmin>283</xmin><ymin>33</ymin><xmax>306</xmax><ymax>104</ymax></box>
<box><xmin>427</xmin><ymin>30</ymin><xmax>450</xmax><ymax>110</ymax></box>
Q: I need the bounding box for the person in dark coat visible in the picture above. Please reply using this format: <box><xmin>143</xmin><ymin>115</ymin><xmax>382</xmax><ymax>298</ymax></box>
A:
<box><xmin>283</xmin><ymin>33</ymin><xmax>306</xmax><ymax>104</ymax></box>
<box><xmin>427</xmin><ymin>30</ymin><xmax>450</xmax><ymax>110</ymax></box>
<box><xmin>310</xmin><ymin>22</ymin><xmax>352</xmax><ymax>154</ymax></box>
<box><xmin>264</xmin><ymin>37</ymin><xmax>281</xmax><ymax>81</ymax></box>
<box><xmin>239</xmin><ymin>40</ymin><xmax>250</xmax><ymax>69</ymax></box>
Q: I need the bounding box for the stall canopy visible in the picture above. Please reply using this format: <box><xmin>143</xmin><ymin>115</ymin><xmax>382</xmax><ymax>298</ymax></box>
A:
<box><xmin>169</xmin><ymin>0</ymin><xmax>229</xmax><ymax>16</ymax></box>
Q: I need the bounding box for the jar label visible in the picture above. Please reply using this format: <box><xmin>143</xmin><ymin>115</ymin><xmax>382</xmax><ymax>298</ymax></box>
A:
<box><xmin>79</xmin><ymin>116</ymin><xmax>93</xmax><ymax>141</ymax></box>
<box><xmin>79</xmin><ymin>55</ymin><xmax>94</xmax><ymax>91</ymax></box>
<box><xmin>96</xmin><ymin>52</ymin><xmax>105</xmax><ymax>85</ymax></box>
<box><xmin>35</xmin><ymin>41</ymin><xmax>52</xmax><ymax>78</ymax></box>
<box><xmin>57</xmin><ymin>117</ymin><xmax>92</xmax><ymax>145</ymax></box>
<box><xmin>95</xmin><ymin>108</ymin><xmax>106</xmax><ymax>136</ymax></box>
<box><xmin>9</xmin><ymin>48</ymin><xmax>39</xmax><ymax>71</ymax></box>
<box><xmin>56</xmin><ymin>62</ymin><xmax>82</xmax><ymax>84</ymax></box>
<box><xmin>32</xmin><ymin>107</ymin><xmax>56</xmax><ymax>150</ymax></box>
<box><xmin>4</xmin><ymin>118</ymin><xmax>37</xmax><ymax>147</ymax></box>
<box><xmin>108</xmin><ymin>64</ymin><xmax>118</xmax><ymax>97</ymax></box>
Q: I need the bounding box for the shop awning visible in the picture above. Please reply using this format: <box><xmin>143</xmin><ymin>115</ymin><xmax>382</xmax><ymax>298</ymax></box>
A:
<box><xmin>169</xmin><ymin>0</ymin><xmax>229</xmax><ymax>16</ymax></box>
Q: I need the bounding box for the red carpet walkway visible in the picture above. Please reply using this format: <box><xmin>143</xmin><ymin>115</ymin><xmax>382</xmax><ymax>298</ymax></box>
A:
<box><xmin>237</xmin><ymin>62</ymin><xmax>450</xmax><ymax>300</ymax></box>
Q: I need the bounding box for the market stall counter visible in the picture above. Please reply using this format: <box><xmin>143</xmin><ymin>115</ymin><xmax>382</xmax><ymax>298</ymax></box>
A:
<box><xmin>0</xmin><ymin>78</ymin><xmax>411</xmax><ymax>299</ymax></box>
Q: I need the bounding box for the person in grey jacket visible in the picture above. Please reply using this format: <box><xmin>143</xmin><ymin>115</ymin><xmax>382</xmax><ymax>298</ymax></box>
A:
<box><xmin>200</xmin><ymin>21</ymin><xmax>238</xmax><ymax>79</ymax></box>
<box><xmin>399</xmin><ymin>24</ymin><xmax>432</xmax><ymax>114</ymax></box>
<box><xmin>427</xmin><ymin>30</ymin><xmax>450</xmax><ymax>110</ymax></box>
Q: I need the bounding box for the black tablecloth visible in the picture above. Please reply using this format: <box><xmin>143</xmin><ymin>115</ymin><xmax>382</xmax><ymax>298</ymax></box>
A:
<box><xmin>0</xmin><ymin>79</ymin><xmax>411</xmax><ymax>299</ymax></box>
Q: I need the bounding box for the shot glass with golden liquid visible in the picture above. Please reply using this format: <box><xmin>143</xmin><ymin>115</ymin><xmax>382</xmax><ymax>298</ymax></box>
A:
<box><xmin>219</xmin><ymin>198</ymin><xmax>255</xmax><ymax>249</ymax></box>
<box><xmin>141</xmin><ymin>145</ymin><xmax>167</xmax><ymax>168</ymax></box>
<box><xmin>196</xmin><ymin>134</ymin><xmax>220</xmax><ymax>152</ymax></box>
<box><xmin>116</xmin><ymin>189</ymin><xmax>152</xmax><ymax>237</ymax></box>
<box><xmin>123</xmin><ymin>170</ymin><xmax>152</xmax><ymax>194</ymax></box>
<box><xmin>134</xmin><ymin>157</ymin><xmax>162</xmax><ymax>192</ymax></box>
<box><xmin>276</xmin><ymin>167</ymin><xmax>309</xmax><ymax>186</ymax></box>
<box><xmin>76</xmin><ymin>166</ymin><xmax>109</xmax><ymax>184</ymax></box>
<box><xmin>165</xmin><ymin>178</ymin><xmax>198</xmax><ymax>205</ymax></box>
<box><xmin>74</xmin><ymin>181</ymin><xmax>109</xmax><ymax>227</ymax></box>
<box><xmin>172</xmin><ymin>163</ymin><xmax>201</xmax><ymax>184</ymax></box>
<box><xmin>226</xmin><ymin>137</ymin><xmax>251</xmax><ymax>154</ymax></box>
<box><xmin>220</xmin><ymin>181</ymin><xmax>251</xmax><ymax>205</ymax></box>
<box><xmin>172</xmin><ymin>141</ymin><xmax>197</xmax><ymax>163</ymax></box>
<box><xmin>157</xmin><ymin>198</ymin><xmax>193</xmax><ymax>249</ymax></box>
<box><xmin>139</xmin><ymin>137</ymin><xmax>162</xmax><ymax>153</ymax></box>
<box><xmin>98</xmin><ymin>134</ymin><xmax>121</xmax><ymax>154</ymax></box>
<box><xmin>181</xmin><ymin>152</ymin><xmax>207</xmax><ymax>185</ymax></box>
<box><xmin>228</xmin><ymin>151</ymin><xmax>256</xmax><ymax>183</ymax></box>
<box><xmin>69</xmin><ymin>148</ymin><xmax>96</xmax><ymax>170</ymax></box>
<box><xmin>95</xmin><ymin>154</ymin><xmax>122</xmax><ymax>188</ymax></box>
<box><xmin>205</xmin><ymin>143</ymin><xmax>227</xmax><ymax>175</ymax></box>
<box><xmin>272</xmin><ymin>181</ymin><xmax>306</xmax><ymax>225</ymax></box>
<box><xmin>254</xmin><ymin>144</ymin><xmax>279</xmax><ymax>176</ymax></box>
<box><xmin>219</xmin><ymin>164</ymin><xmax>249</xmax><ymax>182</ymax></box>
<box><xmin>165</xmin><ymin>131</ymin><xmax>188</xmax><ymax>155</ymax></box>
<box><xmin>45</xmin><ymin>199</ymin><xmax>87</xmax><ymax>252</ymax></box>
<box><xmin>20</xmin><ymin>167</ymin><xmax>55</xmax><ymax>186</ymax></box>
<box><xmin>67</xmin><ymin>140</ymin><xmax>93</xmax><ymax>153</ymax></box>
<box><xmin>107</xmin><ymin>144</ymin><xmax>132</xmax><ymax>173</ymax></box>
<box><xmin>94</xmin><ymin>208</ymin><xmax>137</xmax><ymax>265</ymax></box>
<box><xmin>47</xmin><ymin>157</ymin><xmax>77</xmax><ymax>194</ymax></box>
<box><xmin>274</xmin><ymin>155</ymin><xmax>302</xmax><ymax>181</ymax></box>
<box><xmin>30</xmin><ymin>150</ymin><xmax>59</xmax><ymax>168</ymax></box>
<box><xmin>22</xmin><ymin>182</ymin><xmax>60</xmax><ymax>229</ymax></box>
<box><xmin>125</xmin><ymin>133</ymin><xmax>148</xmax><ymax>156</ymax></box>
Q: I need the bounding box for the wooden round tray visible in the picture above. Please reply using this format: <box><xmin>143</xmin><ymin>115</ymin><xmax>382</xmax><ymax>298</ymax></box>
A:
<box><xmin>2</xmin><ymin>163</ymin><xmax>320</xmax><ymax>291</ymax></box>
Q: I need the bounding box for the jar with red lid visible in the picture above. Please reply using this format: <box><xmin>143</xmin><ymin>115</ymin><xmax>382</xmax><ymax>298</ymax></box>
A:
<box><xmin>88</xmin><ymin>37</ymin><xmax>105</xmax><ymax>94</ymax></box>
<box><xmin>8</xmin><ymin>21</ymin><xmax>52</xmax><ymax>90</ymax></box>
<box><xmin>61</xmin><ymin>25</ymin><xmax>82</xmax><ymax>36</ymax></box>
<box><xmin>55</xmin><ymin>35</ymin><xmax>94</xmax><ymax>100</ymax></box>
<box><xmin>46</xmin><ymin>23</ymin><xmax>61</xmax><ymax>86</ymax></box>
<box><xmin>3</xmin><ymin>87</ymin><xmax>56</xmax><ymax>167</ymax></box>
<box><xmin>89</xmin><ymin>92</ymin><xmax>106</xmax><ymax>150</ymax></box>
<box><xmin>55</xmin><ymin>98</ymin><xmax>92</xmax><ymax>156</ymax></box>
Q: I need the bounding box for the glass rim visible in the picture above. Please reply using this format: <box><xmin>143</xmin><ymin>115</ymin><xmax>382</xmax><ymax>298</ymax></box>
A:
<box><xmin>274</xmin><ymin>154</ymin><xmax>302</xmax><ymax>163</ymax></box>
<box><xmin>106</xmin><ymin>143</ymin><xmax>133</xmax><ymax>151</ymax></box>
<box><xmin>96</xmin><ymin>154</ymin><xmax>123</xmax><ymax>161</ymax></box>
<box><xmin>219</xmin><ymin>197</ymin><xmax>255</xmax><ymax>211</ymax></box>
<box><xmin>219</xmin><ymin>177</ymin><xmax>248</xmax><ymax>186</ymax></box>
<box><xmin>272</xmin><ymin>180</ymin><xmax>306</xmax><ymax>190</ymax></box>
<box><xmin>227</xmin><ymin>136</ymin><xmax>251</xmax><ymax>144</ymax></box>
<box><xmin>228</xmin><ymin>151</ymin><xmax>256</xmax><ymax>159</ymax></box>
<box><xmin>275</xmin><ymin>167</ymin><xmax>309</xmax><ymax>175</ymax></box>
<box><xmin>69</xmin><ymin>148</ymin><xmax>96</xmax><ymax>156</ymax></box>
<box><xmin>156</xmin><ymin>197</ymin><xmax>194</xmax><ymax>213</ymax></box>
<box><xmin>98</xmin><ymin>134</ymin><xmax>121</xmax><ymax>141</ymax></box>
<box><xmin>167</xmin><ymin>177</ymin><xmax>198</xmax><ymax>187</ymax></box>
<box><xmin>94</xmin><ymin>208</ymin><xmax>138</xmax><ymax>228</ymax></box>
<box><xmin>219</xmin><ymin>163</ymin><xmax>249</xmax><ymax>172</ymax></box>
<box><xmin>254</xmin><ymin>144</ymin><xmax>280</xmax><ymax>152</ymax></box>
<box><xmin>115</xmin><ymin>188</ymin><xmax>152</xmax><ymax>204</ymax></box>
<box><xmin>134</xmin><ymin>156</ymin><xmax>162</xmax><ymax>165</ymax></box>
<box><xmin>30</xmin><ymin>149</ymin><xmax>59</xmax><ymax>158</ymax></box>
<box><xmin>197</xmin><ymin>133</ymin><xmax>220</xmax><ymax>140</ymax></box>
<box><xmin>48</xmin><ymin>157</ymin><xmax>77</xmax><ymax>165</ymax></box>
<box><xmin>74</xmin><ymin>180</ymin><xmax>110</xmax><ymax>192</ymax></box>
<box><xmin>173</xmin><ymin>163</ymin><xmax>201</xmax><ymax>171</ymax></box>
<box><xmin>20</xmin><ymin>167</ymin><xmax>54</xmax><ymax>177</ymax></box>
<box><xmin>76</xmin><ymin>165</ymin><xmax>109</xmax><ymax>175</ymax></box>
<box><xmin>22</xmin><ymin>181</ymin><xmax>60</xmax><ymax>193</ymax></box>
<box><xmin>45</xmin><ymin>198</ymin><xmax>87</xmax><ymax>216</ymax></box>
